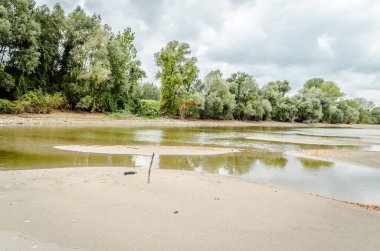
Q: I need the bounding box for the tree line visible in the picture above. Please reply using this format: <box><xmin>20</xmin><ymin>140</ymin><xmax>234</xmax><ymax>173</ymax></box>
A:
<box><xmin>1</xmin><ymin>0</ymin><xmax>379</xmax><ymax>124</ymax></box>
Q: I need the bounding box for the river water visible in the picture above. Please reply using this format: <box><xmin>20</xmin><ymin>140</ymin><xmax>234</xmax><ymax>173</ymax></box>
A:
<box><xmin>1</xmin><ymin>126</ymin><xmax>379</xmax><ymax>205</ymax></box>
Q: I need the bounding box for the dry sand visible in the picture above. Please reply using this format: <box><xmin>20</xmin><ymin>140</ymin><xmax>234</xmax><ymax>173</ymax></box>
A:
<box><xmin>288</xmin><ymin>149</ymin><xmax>380</xmax><ymax>168</ymax></box>
<box><xmin>54</xmin><ymin>145</ymin><xmax>240</xmax><ymax>155</ymax></box>
<box><xmin>2</xmin><ymin>111</ymin><xmax>380</xmax><ymax>128</ymax></box>
<box><xmin>1</xmin><ymin>167</ymin><xmax>380</xmax><ymax>250</ymax></box>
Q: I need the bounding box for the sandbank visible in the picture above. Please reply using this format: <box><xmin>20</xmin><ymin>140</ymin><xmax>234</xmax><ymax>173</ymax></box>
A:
<box><xmin>288</xmin><ymin>149</ymin><xmax>380</xmax><ymax>168</ymax></box>
<box><xmin>1</xmin><ymin>167</ymin><xmax>380</xmax><ymax>250</ymax></box>
<box><xmin>54</xmin><ymin>145</ymin><xmax>240</xmax><ymax>155</ymax></box>
<box><xmin>246</xmin><ymin>135</ymin><xmax>377</xmax><ymax>146</ymax></box>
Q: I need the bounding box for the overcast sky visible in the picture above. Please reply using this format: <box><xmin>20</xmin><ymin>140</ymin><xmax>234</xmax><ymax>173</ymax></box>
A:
<box><xmin>36</xmin><ymin>0</ymin><xmax>380</xmax><ymax>105</ymax></box>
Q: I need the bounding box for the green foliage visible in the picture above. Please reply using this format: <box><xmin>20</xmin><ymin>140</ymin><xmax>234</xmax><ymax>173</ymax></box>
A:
<box><xmin>137</xmin><ymin>100</ymin><xmax>160</xmax><ymax>118</ymax></box>
<box><xmin>137</xmin><ymin>82</ymin><xmax>160</xmax><ymax>101</ymax></box>
<box><xmin>371</xmin><ymin>107</ymin><xmax>380</xmax><ymax>124</ymax></box>
<box><xmin>155</xmin><ymin>41</ymin><xmax>199</xmax><ymax>116</ymax></box>
<box><xmin>260</xmin><ymin>80</ymin><xmax>292</xmax><ymax>121</ymax></box>
<box><xmin>178</xmin><ymin>91</ymin><xmax>205</xmax><ymax>119</ymax></box>
<box><xmin>0</xmin><ymin>99</ymin><xmax>14</xmax><ymax>113</ymax></box>
<box><xmin>300</xmin><ymin>78</ymin><xmax>344</xmax><ymax>122</ymax></box>
<box><xmin>8</xmin><ymin>91</ymin><xmax>67</xmax><ymax>114</ymax></box>
<box><xmin>227</xmin><ymin>72</ymin><xmax>260</xmax><ymax>120</ymax></box>
<box><xmin>337</xmin><ymin>100</ymin><xmax>360</xmax><ymax>124</ymax></box>
<box><xmin>0</xmin><ymin>0</ymin><xmax>41</xmax><ymax>99</ymax></box>
<box><xmin>271</xmin><ymin>97</ymin><xmax>298</xmax><ymax>122</ymax></box>
<box><xmin>330</xmin><ymin>106</ymin><xmax>344</xmax><ymax>124</ymax></box>
<box><xmin>295</xmin><ymin>94</ymin><xmax>323</xmax><ymax>122</ymax></box>
<box><xmin>203</xmin><ymin>70</ymin><xmax>235</xmax><ymax>119</ymax></box>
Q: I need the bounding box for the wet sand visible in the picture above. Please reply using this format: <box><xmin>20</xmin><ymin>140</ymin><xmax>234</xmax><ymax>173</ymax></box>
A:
<box><xmin>246</xmin><ymin>135</ymin><xmax>378</xmax><ymax>146</ymax></box>
<box><xmin>288</xmin><ymin>150</ymin><xmax>380</xmax><ymax>168</ymax></box>
<box><xmin>54</xmin><ymin>145</ymin><xmax>240</xmax><ymax>155</ymax></box>
<box><xmin>1</xmin><ymin>167</ymin><xmax>380</xmax><ymax>250</ymax></box>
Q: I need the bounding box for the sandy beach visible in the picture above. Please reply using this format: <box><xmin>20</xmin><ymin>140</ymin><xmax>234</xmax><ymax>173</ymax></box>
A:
<box><xmin>1</xmin><ymin>167</ymin><xmax>380</xmax><ymax>251</ymax></box>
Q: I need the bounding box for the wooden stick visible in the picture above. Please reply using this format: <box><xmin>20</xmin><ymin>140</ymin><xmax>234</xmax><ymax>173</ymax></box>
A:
<box><xmin>147</xmin><ymin>152</ymin><xmax>155</xmax><ymax>183</ymax></box>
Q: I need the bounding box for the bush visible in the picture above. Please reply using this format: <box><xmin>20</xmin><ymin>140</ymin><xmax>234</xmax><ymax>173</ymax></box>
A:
<box><xmin>0</xmin><ymin>99</ymin><xmax>14</xmax><ymax>113</ymax></box>
<box><xmin>76</xmin><ymin>96</ymin><xmax>93</xmax><ymax>111</ymax></box>
<box><xmin>108</xmin><ymin>109</ymin><xmax>135</xmax><ymax>119</ymax></box>
<box><xmin>44</xmin><ymin>92</ymin><xmax>68</xmax><ymax>110</ymax></box>
<box><xmin>8</xmin><ymin>91</ymin><xmax>68</xmax><ymax>114</ymax></box>
<box><xmin>138</xmin><ymin>100</ymin><xmax>160</xmax><ymax>118</ymax></box>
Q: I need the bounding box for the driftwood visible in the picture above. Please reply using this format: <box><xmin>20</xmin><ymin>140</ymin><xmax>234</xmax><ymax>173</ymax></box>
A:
<box><xmin>124</xmin><ymin>171</ymin><xmax>137</xmax><ymax>175</ymax></box>
<box><xmin>147</xmin><ymin>152</ymin><xmax>155</xmax><ymax>183</ymax></box>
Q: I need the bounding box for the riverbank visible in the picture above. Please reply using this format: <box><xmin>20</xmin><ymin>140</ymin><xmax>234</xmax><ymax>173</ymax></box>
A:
<box><xmin>1</xmin><ymin>167</ymin><xmax>379</xmax><ymax>250</ymax></box>
<box><xmin>1</xmin><ymin>110</ymin><xmax>380</xmax><ymax>128</ymax></box>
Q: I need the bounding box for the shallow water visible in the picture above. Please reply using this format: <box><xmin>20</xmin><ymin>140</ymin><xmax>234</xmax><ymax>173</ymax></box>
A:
<box><xmin>0</xmin><ymin>126</ymin><xmax>379</xmax><ymax>205</ymax></box>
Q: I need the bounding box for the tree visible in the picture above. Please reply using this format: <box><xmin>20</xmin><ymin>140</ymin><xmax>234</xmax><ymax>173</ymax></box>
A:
<box><xmin>295</xmin><ymin>90</ymin><xmax>323</xmax><ymax>122</ymax></box>
<box><xmin>71</xmin><ymin>27</ymin><xmax>112</xmax><ymax>111</ymax></box>
<box><xmin>300</xmin><ymin>78</ymin><xmax>344</xmax><ymax>122</ymax></box>
<box><xmin>61</xmin><ymin>7</ymin><xmax>102</xmax><ymax>108</ymax></box>
<box><xmin>260</xmin><ymin>80</ymin><xmax>291</xmax><ymax>121</ymax></box>
<box><xmin>111</xmin><ymin>27</ymin><xmax>146</xmax><ymax>112</ymax></box>
<box><xmin>371</xmin><ymin>107</ymin><xmax>380</xmax><ymax>124</ymax></box>
<box><xmin>354</xmin><ymin>97</ymin><xmax>376</xmax><ymax>124</ymax></box>
<box><xmin>155</xmin><ymin>41</ymin><xmax>199</xmax><ymax>116</ymax></box>
<box><xmin>272</xmin><ymin>96</ymin><xmax>298</xmax><ymax>122</ymax></box>
<box><xmin>227</xmin><ymin>72</ymin><xmax>260</xmax><ymax>120</ymax></box>
<box><xmin>202</xmin><ymin>70</ymin><xmax>235</xmax><ymax>119</ymax></box>
<box><xmin>337</xmin><ymin>100</ymin><xmax>360</xmax><ymax>124</ymax></box>
<box><xmin>31</xmin><ymin>4</ymin><xmax>65</xmax><ymax>93</ymax></box>
<box><xmin>0</xmin><ymin>0</ymin><xmax>40</xmax><ymax>99</ymax></box>
<box><xmin>136</xmin><ymin>82</ymin><xmax>160</xmax><ymax>100</ymax></box>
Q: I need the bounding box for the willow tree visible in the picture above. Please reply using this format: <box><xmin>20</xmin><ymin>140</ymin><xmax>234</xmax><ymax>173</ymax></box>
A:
<box><xmin>154</xmin><ymin>41</ymin><xmax>198</xmax><ymax>116</ymax></box>
<box><xmin>0</xmin><ymin>0</ymin><xmax>40</xmax><ymax>99</ymax></box>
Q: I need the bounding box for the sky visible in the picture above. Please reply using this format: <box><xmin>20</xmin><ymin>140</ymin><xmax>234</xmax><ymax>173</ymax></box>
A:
<box><xmin>35</xmin><ymin>0</ymin><xmax>380</xmax><ymax>105</ymax></box>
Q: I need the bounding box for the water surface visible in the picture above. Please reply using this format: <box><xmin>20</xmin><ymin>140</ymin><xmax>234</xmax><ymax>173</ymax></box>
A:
<box><xmin>0</xmin><ymin>126</ymin><xmax>379</xmax><ymax>205</ymax></box>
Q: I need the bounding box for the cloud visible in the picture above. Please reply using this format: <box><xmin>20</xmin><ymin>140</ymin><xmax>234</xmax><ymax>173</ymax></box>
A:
<box><xmin>35</xmin><ymin>0</ymin><xmax>380</xmax><ymax>105</ymax></box>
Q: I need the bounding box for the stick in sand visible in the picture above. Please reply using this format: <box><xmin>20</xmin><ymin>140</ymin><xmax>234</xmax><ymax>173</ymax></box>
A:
<box><xmin>147</xmin><ymin>152</ymin><xmax>155</xmax><ymax>183</ymax></box>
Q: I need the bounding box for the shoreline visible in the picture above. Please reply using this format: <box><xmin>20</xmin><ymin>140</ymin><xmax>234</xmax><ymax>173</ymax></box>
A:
<box><xmin>1</xmin><ymin>111</ymin><xmax>380</xmax><ymax>128</ymax></box>
<box><xmin>1</xmin><ymin>167</ymin><xmax>380</xmax><ymax>250</ymax></box>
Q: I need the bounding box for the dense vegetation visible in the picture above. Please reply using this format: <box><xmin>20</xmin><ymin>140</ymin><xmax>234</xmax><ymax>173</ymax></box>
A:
<box><xmin>1</xmin><ymin>0</ymin><xmax>379</xmax><ymax>124</ymax></box>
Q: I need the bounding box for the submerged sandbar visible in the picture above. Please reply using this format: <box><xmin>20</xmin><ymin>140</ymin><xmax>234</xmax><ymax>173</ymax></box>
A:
<box><xmin>54</xmin><ymin>145</ymin><xmax>240</xmax><ymax>155</ymax></box>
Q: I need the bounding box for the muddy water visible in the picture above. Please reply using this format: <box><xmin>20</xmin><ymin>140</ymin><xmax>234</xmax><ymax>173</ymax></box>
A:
<box><xmin>0</xmin><ymin>126</ymin><xmax>379</xmax><ymax>205</ymax></box>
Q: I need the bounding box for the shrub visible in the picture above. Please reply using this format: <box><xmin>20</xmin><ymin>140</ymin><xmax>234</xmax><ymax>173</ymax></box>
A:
<box><xmin>76</xmin><ymin>96</ymin><xmax>93</xmax><ymax>111</ymax></box>
<box><xmin>9</xmin><ymin>91</ymin><xmax>68</xmax><ymax>114</ymax></box>
<box><xmin>0</xmin><ymin>99</ymin><xmax>14</xmax><ymax>113</ymax></box>
<box><xmin>138</xmin><ymin>100</ymin><xmax>160</xmax><ymax>118</ymax></box>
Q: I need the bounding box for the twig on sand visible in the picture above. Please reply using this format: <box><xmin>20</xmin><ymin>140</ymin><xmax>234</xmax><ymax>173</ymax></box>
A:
<box><xmin>147</xmin><ymin>152</ymin><xmax>155</xmax><ymax>183</ymax></box>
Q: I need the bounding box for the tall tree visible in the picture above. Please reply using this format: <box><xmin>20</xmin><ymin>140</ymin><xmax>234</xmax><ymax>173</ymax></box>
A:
<box><xmin>31</xmin><ymin>4</ymin><xmax>65</xmax><ymax>93</ymax></box>
<box><xmin>0</xmin><ymin>0</ymin><xmax>40</xmax><ymax>99</ymax></box>
<box><xmin>260</xmin><ymin>80</ymin><xmax>291</xmax><ymax>120</ymax></box>
<box><xmin>203</xmin><ymin>70</ymin><xmax>235</xmax><ymax>119</ymax></box>
<box><xmin>300</xmin><ymin>78</ymin><xmax>344</xmax><ymax>122</ymax></box>
<box><xmin>227</xmin><ymin>72</ymin><xmax>260</xmax><ymax>119</ymax></box>
<box><xmin>155</xmin><ymin>41</ymin><xmax>198</xmax><ymax>116</ymax></box>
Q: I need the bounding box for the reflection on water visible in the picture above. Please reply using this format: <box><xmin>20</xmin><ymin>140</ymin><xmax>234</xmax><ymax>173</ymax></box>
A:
<box><xmin>298</xmin><ymin>158</ymin><xmax>333</xmax><ymax>169</ymax></box>
<box><xmin>0</xmin><ymin>126</ymin><xmax>380</xmax><ymax>205</ymax></box>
